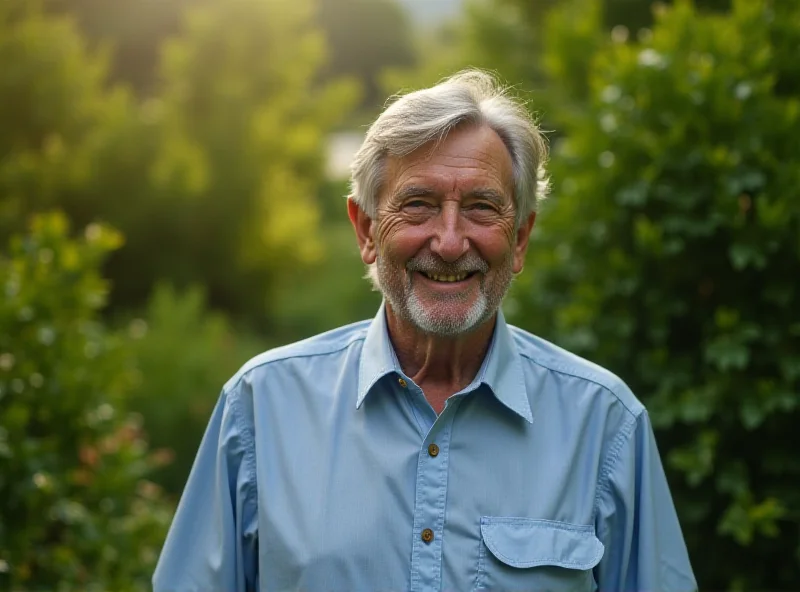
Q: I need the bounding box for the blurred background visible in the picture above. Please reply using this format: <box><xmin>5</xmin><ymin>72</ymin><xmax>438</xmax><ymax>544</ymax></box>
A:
<box><xmin>1</xmin><ymin>0</ymin><xmax>798</xmax><ymax>589</ymax></box>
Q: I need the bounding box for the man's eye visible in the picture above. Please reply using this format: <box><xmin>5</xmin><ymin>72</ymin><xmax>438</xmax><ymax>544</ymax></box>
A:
<box><xmin>405</xmin><ymin>200</ymin><xmax>432</xmax><ymax>209</ymax></box>
<box><xmin>470</xmin><ymin>202</ymin><xmax>497</xmax><ymax>211</ymax></box>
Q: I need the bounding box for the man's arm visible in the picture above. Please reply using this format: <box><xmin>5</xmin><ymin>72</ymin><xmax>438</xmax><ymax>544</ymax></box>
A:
<box><xmin>594</xmin><ymin>410</ymin><xmax>697</xmax><ymax>592</ymax></box>
<box><xmin>153</xmin><ymin>387</ymin><xmax>258</xmax><ymax>592</ymax></box>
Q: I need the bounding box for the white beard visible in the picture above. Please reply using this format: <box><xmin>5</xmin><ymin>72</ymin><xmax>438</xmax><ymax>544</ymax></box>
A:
<box><xmin>373</xmin><ymin>250</ymin><xmax>513</xmax><ymax>337</ymax></box>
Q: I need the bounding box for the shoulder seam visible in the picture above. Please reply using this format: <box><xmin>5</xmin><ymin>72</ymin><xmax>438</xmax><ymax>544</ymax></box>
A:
<box><xmin>517</xmin><ymin>350</ymin><xmax>641</xmax><ymax>418</ymax></box>
<box><xmin>228</xmin><ymin>387</ymin><xmax>258</xmax><ymax>506</ymax></box>
<box><xmin>224</xmin><ymin>332</ymin><xmax>367</xmax><ymax>394</ymax></box>
<box><xmin>592</xmin><ymin>412</ymin><xmax>640</xmax><ymax>521</ymax></box>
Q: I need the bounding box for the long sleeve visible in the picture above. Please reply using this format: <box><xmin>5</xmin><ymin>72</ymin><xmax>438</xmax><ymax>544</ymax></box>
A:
<box><xmin>153</xmin><ymin>387</ymin><xmax>258</xmax><ymax>592</ymax></box>
<box><xmin>594</xmin><ymin>410</ymin><xmax>697</xmax><ymax>592</ymax></box>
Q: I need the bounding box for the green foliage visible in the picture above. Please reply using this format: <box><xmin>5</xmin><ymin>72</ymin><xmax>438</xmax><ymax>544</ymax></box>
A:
<box><xmin>265</xmin><ymin>177</ymin><xmax>380</xmax><ymax>341</ymax></box>
<box><xmin>0</xmin><ymin>2</ymin><xmax>139</xmax><ymax>237</ymax></box>
<box><xmin>139</xmin><ymin>0</ymin><xmax>358</xmax><ymax>323</ymax></box>
<box><xmin>0</xmin><ymin>1</ymin><xmax>359</xmax><ymax>328</ymax></box>
<box><xmin>0</xmin><ymin>212</ymin><xmax>171</xmax><ymax>590</ymax></box>
<box><xmin>380</xmin><ymin>25</ymin><xmax>471</xmax><ymax>102</ymax></box>
<box><xmin>318</xmin><ymin>0</ymin><xmax>415</xmax><ymax>113</ymax></box>
<box><xmin>508</xmin><ymin>0</ymin><xmax>800</xmax><ymax>587</ymax></box>
<box><xmin>42</xmin><ymin>0</ymin><xmax>202</xmax><ymax>96</ymax></box>
<box><xmin>273</xmin><ymin>224</ymin><xmax>383</xmax><ymax>339</ymax></box>
<box><xmin>0</xmin><ymin>0</ymin><xmax>172</xmax><ymax>313</ymax></box>
<box><xmin>461</xmin><ymin>0</ymin><xmax>555</xmax><ymax>90</ymax></box>
<box><xmin>125</xmin><ymin>283</ymin><xmax>265</xmax><ymax>496</ymax></box>
<box><xmin>457</xmin><ymin>0</ymin><xmax>732</xmax><ymax>126</ymax></box>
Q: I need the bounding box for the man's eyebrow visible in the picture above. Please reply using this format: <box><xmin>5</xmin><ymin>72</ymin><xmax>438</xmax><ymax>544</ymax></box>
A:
<box><xmin>393</xmin><ymin>186</ymin><xmax>436</xmax><ymax>201</ymax></box>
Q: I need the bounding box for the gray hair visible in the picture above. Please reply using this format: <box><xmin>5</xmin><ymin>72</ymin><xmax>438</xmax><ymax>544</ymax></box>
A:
<box><xmin>349</xmin><ymin>69</ymin><xmax>550</xmax><ymax>228</ymax></box>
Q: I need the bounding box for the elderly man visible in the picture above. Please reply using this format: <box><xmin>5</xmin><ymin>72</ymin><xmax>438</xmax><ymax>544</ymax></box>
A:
<box><xmin>154</xmin><ymin>70</ymin><xmax>696</xmax><ymax>592</ymax></box>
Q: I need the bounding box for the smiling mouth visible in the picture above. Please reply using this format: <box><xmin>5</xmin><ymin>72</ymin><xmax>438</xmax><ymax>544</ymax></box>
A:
<box><xmin>419</xmin><ymin>271</ymin><xmax>475</xmax><ymax>283</ymax></box>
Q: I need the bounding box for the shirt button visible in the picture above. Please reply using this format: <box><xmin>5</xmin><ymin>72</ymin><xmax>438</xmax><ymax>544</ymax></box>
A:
<box><xmin>427</xmin><ymin>443</ymin><xmax>439</xmax><ymax>457</ymax></box>
<box><xmin>421</xmin><ymin>528</ymin><xmax>434</xmax><ymax>544</ymax></box>
<box><xmin>398</xmin><ymin>378</ymin><xmax>407</xmax><ymax>388</ymax></box>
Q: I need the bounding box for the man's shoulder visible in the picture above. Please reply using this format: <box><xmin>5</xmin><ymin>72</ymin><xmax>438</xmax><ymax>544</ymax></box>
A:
<box><xmin>222</xmin><ymin>319</ymin><xmax>371</xmax><ymax>393</ymax></box>
<box><xmin>508</xmin><ymin>324</ymin><xmax>645</xmax><ymax>419</ymax></box>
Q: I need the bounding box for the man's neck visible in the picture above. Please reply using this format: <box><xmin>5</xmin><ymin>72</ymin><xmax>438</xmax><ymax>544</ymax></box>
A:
<box><xmin>385</xmin><ymin>303</ymin><xmax>496</xmax><ymax>414</ymax></box>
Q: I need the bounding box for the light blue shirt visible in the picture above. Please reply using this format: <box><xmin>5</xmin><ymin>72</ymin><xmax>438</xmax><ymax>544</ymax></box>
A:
<box><xmin>154</xmin><ymin>304</ymin><xmax>696</xmax><ymax>592</ymax></box>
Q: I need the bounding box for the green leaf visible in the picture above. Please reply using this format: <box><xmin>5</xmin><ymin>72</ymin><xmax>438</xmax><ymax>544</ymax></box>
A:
<box><xmin>705</xmin><ymin>337</ymin><xmax>750</xmax><ymax>371</ymax></box>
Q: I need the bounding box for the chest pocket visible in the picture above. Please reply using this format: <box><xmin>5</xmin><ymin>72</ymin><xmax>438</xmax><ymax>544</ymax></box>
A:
<box><xmin>474</xmin><ymin>517</ymin><xmax>604</xmax><ymax>592</ymax></box>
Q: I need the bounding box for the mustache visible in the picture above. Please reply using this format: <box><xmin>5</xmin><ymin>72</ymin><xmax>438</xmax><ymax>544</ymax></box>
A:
<box><xmin>405</xmin><ymin>252</ymin><xmax>489</xmax><ymax>276</ymax></box>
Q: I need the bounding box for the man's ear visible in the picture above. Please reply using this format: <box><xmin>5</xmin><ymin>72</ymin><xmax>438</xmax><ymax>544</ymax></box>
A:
<box><xmin>512</xmin><ymin>212</ymin><xmax>536</xmax><ymax>274</ymax></box>
<box><xmin>347</xmin><ymin>197</ymin><xmax>377</xmax><ymax>265</ymax></box>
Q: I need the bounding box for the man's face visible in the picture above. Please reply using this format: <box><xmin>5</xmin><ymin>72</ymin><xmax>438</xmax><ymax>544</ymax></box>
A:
<box><xmin>353</xmin><ymin>124</ymin><xmax>535</xmax><ymax>336</ymax></box>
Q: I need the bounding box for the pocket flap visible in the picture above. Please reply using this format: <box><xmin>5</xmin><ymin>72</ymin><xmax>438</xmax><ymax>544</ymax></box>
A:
<box><xmin>480</xmin><ymin>517</ymin><xmax>604</xmax><ymax>570</ymax></box>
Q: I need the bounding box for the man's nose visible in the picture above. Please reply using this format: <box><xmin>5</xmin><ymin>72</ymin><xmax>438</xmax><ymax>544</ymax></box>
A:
<box><xmin>429</xmin><ymin>202</ymin><xmax>469</xmax><ymax>262</ymax></box>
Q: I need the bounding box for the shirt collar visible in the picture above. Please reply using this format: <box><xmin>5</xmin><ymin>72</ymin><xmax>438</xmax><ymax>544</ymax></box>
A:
<box><xmin>356</xmin><ymin>302</ymin><xmax>400</xmax><ymax>408</ymax></box>
<box><xmin>356</xmin><ymin>303</ymin><xmax>533</xmax><ymax>423</ymax></box>
<box><xmin>477</xmin><ymin>308</ymin><xmax>533</xmax><ymax>423</ymax></box>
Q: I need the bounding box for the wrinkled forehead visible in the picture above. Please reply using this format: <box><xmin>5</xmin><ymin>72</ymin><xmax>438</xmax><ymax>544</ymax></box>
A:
<box><xmin>381</xmin><ymin>124</ymin><xmax>515</xmax><ymax>203</ymax></box>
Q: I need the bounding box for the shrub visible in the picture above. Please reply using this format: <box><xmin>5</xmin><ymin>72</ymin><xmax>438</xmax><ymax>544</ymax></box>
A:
<box><xmin>0</xmin><ymin>212</ymin><xmax>171</xmax><ymax>591</ymax></box>
<box><xmin>125</xmin><ymin>283</ymin><xmax>265</xmax><ymax>496</ymax></box>
<box><xmin>509</xmin><ymin>1</ymin><xmax>800</xmax><ymax>588</ymax></box>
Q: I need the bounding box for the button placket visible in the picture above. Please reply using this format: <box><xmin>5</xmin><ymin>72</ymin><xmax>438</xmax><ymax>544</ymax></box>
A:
<box><xmin>398</xmin><ymin>379</ymin><xmax>431</xmax><ymax>437</ymax></box>
<box><xmin>408</xmin><ymin>416</ymin><xmax>455</xmax><ymax>592</ymax></box>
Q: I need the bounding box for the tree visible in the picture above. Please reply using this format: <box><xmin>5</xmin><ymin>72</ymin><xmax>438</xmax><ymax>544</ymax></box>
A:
<box><xmin>139</xmin><ymin>0</ymin><xmax>358</xmax><ymax>327</ymax></box>
<box><xmin>443</xmin><ymin>0</ymin><xmax>733</xmax><ymax>125</ymax></box>
<box><xmin>0</xmin><ymin>0</ymin><xmax>173</xmax><ymax>316</ymax></box>
<box><xmin>0</xmin><ymin>212</ymin><xmax>172</xmax><ymax>590</ymax></box>
<box><xmin>0</xmin><ymin>0</ymin><xmax>142</xmax><ymax>240</ymax></box>
<box><xmin>507</xmin><ymin>0</ymin><xmax>800</xmax><ymax>588</ymax></box>
<box><xmin>41</xmin><ymin>0</ymin><xmax>204</xmax><ymax>96</ymax></box>
<box><xmin>317</xmin><ymin>0</ymin><xmax>415</xmax><ymax>112</ymax></box>
<box><xmin>0</xmin><ymin>0</ymin><xmax>358</xmax><ymax>330</ymax></box>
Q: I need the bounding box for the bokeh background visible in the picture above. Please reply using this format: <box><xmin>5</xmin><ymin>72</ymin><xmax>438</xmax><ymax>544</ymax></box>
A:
<box><xmin>1</xmin><ymin>0</ymin><xmax>799</xmax><ymax>589</ymax></box>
